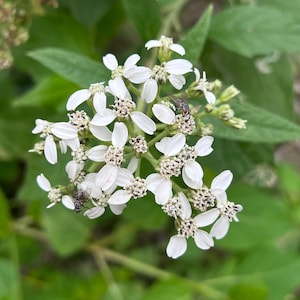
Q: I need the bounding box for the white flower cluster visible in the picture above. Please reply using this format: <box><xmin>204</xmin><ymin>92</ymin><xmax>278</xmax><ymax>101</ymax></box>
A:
<box><xmin>31</xmin><ymin>36</ymin><xmax>243</xmax><ymax>259</ymax></box>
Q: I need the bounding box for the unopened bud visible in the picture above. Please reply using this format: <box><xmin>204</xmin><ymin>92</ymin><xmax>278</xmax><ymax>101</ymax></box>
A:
<box><xmin>227</xmin><ymin>117</ymin><xmax>247</xmax><ymax>129</ymax></box>
<box><xmin>218</xmin><ymin>104</ymin><xmax>234</xmax><ymax>121</ymax></box>
<box><xmin>219</xmin><ymin>85</ymin><xmax>240</xmax><ymax>102</ymax></box>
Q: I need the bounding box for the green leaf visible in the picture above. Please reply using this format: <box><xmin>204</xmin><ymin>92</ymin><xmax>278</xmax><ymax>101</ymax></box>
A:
<box><xmin>209</xmin><ymin>6</ymin><xmax>300</xmax><ymax>57</ymax></box>
<box><xmin>208</xmin><ymin>101</ymin><xmax>300</xmax><ymax>143</ymax></box>
<box><xmin>258</xmin><ymin>0</ymin><xmax>300</xmax><ymax>18</ymax></box>
<box><xmin>121</xmin><ymin>0</ymin><xmax>161</xmax><ymax>41</ymax></box>
<box><xmin>14</xmin><ymin>75</ymin><xmax>79</xmax><ymax>110</ymax></box>
<box><xmin>42</xmin><ymin>206</ymin><xmax>91</xmax><ymax>256</ymax></box>
<box><xmin>0</xmin><ymin>258</ymin><xmax>19</xmax><ymax>300</ymax></box>
<box><xmin>28</xmin><ymin>48</ymin><xmax>110</xmax><ymax>88</ymax></box>
<box><xmin>180</xmin><ymin>5</ymin><xmax>213</xmax><ymax>64</ymax></box>
<box><xmin>209</xmin><ymin>47</ymin><xmax>294</xmax><ymax>119</ymax></box>
<box><xmin>64</xmin><ymin>0</ymin><xmax>115</xmax><ymax>27</ymax></box>
<box><xmin>0</xmin><ymin>188</ymin><xmax>10</xmax><ymax>237</ymax></box>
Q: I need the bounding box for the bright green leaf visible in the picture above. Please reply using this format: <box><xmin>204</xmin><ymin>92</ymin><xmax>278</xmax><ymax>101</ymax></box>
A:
<box><xmin>121</xmin><ymin>0</ymin><xmax>160</xmax><ymax>41</ymax></box>
<box><xmin>0</xmin><ymin>258</ymin><xmax>19</xmax><ymax>299</ymax></box>
<box><xmin>207</xmin><ymin>101</ymin><xmax>300</xmax><ymax>143</ymax></box>
<box><xmin>42</xmin><ymin>206</ymin><xmax>91</xmax><ymax>256</ymax></box>
<box><xmin>28</xmin><ymin>48</ymin><xmax>110</xmax><ymax>88</ymax></box>
<box><xmin>209</xmin><ymin>6</ymin><xmax>300</xmax><ymax>57</ymax></box>
<box><xmin>181</xmin><ymin>5</ymin><xmax>213</xmax><ymax>64</ymax></box>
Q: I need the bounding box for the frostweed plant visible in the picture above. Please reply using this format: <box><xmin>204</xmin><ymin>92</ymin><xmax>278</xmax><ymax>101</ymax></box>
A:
<box><xmin>31</xmin><ymin>36</ymin><xmax>246</xmax><ymax>259</ymax></box>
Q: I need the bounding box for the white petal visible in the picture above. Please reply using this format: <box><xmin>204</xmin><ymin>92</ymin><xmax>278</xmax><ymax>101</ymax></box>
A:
<box><xmin>62</xmin><ymin>137</ymin><xmax>80</xmax><ymax>152</ymax></box>
<box><xmin>93</xmin><ymin>92</ymin><xmax>107</xmax><ymax>115</ymax></box>
<box><xmin>51</xmin><ymin>123</ymin><xmax>78</xmax><ymax>140</ymax></box>
<box><xmin>194</xmin><ymin>68</ymin><xmax>200</xmax><ymax>81</ymax></box>
<box><xmin>89</xmin><ymin>124</ymin><xmax>112</xmax><ymax>141</ymax></box>
<box><xmin>96</xmin><ymin>164</ymin><xmax>118</xmax><ymax>191</ymax></box>
<box><xmin>213</xmin><ymin>190</ymin><xmax>228</xmax><ymax>208</ymax></box>
<box><xmin>145</xmin><ymin>40</ymin><xmax>162</xmax><ymax>50</ymax></box>
<box><xmin>166</xmin><ymin>235</ymin><xmax>187</xmax><ymax>259</ymax></box>
<box><xmin>195</xmin><ymin>136</ymin><xmax>214</xmax><ymax>157</ymax></box>
<box><xmin>168</xmin><ymin>74</ymin><xmax>186</xmax><ymax>90</ymax></box>
<box><xmin>155</xmin><ymin>133</ymin><xmax>185</xmax><ymax>156</ymax></box>
<box><xmin>152</xmin><ymin>104</ymin><xmax>175</xmax><ymax>125</ymax></box>
<box><xmin>182</xmin><ymin>162</ymin><xmax>203</xmax><ymax>189</ymax></box>
<box><xmin>194</xmin><ymin>208</ymin><xmax>220</xmax><ymax>227</ymax></box>
<box><xmin>87</xmin><ymin>145</ymin><xmax>107</xmax><ymax>162</ymax></box>
<box><xmin>145</xmin><ymin>173</ymin><xmax>164</xmax><ymax>193</ymax></box>
<box><xmin>178</xmin><ymin>192</ymin><xmax>191</xmax><ymax>219</ymax></box>
<box><xmin>84</xmin><ymin>206</ymin><xmax>105</xmax><ymax>219</ymax></box>
<box><xmin>165</xmin><ymin>59</ymin><xmax>193</xmax><ymax>75</ymax></box>
<box><xmin>112</xmin><ymin>122</ymin><xmax>128</xmax><ymax>148</ymax></box>
<box><xmin>102</xmin><ymin>53</ymin><xmax>118</xmax><ymax>71</ymax></box>
<box><xmin>44</xmin><ymin>135</ymin><xmax>57</xmax><ymax>164</ymax></box>
<box><xmin>131</xmin><ymin>111</ymin><xmax>156</xmax><ymax>135</ymax></box>
<box><xmin>62</xmin><ymin>195</ymin><xmax>75</xmax><ymax>210</ymax></box>
<box><xmin>124</xmin><ymin>53</ymin><xmax>140</xmax><ymax>68</ymax></box>
<box><xmin>169</xmin><ymin>43</ymin><xmax>185</xmax><ymax>55</ymax></box>
<box><xmin>109</xmin><ymin>77</ymin><xmax>130</xmax><ymax>99</ymax></box>
<box><xmin>116</xmin><ymin>168</ymin><xmax>133</xmax><ymax>187</ymax></box>
<box><xmin>109</xmin><ymin>204</ymin><xmax>127</xmax><ymax>215</ymax></box>
<box><xmin>90</xmin><ymin>109</ymin><xmax>116</xmax><ymax>126</ymax></box>
<box><xmin>211</xmin><ymin>170</ymin><xmax>233</xmax><ymax>191</ymax></box>
<box><xmin>210</xmin><ymin>216</ymin><xmax>230</xmax><ymax>239</ymax></box>
<box><xmin>108</xmin><ymin>190</ymin><xmax>131</xmax><ymax>205</ymax></box>
<box><xmin>204</xmin><ymin>91</ymin><xmax>216</xmax><ymax>104</ymax></box>
<box><xmin>124</xmin><ymin>66</ymin><xmax>151</xmax><ymax>84</ymax></box>
<box><xmin>65</xmin><ymin>160</ymin><xmax>84</xmax><ymax>181</ymax></box>
<box><xmin>46</xmin><ymin>202</ymin><xmax>56</xmax><ymax>208</ymax></box>
<box><xmin>66</xmin><ymin>89</ymin><xmax>91</xmax><ymax>111</ymax></box>
<box><xmin>155</xmin><ymin>179</ymin><xmax>172</xmax><ymax>205</ymax></box>
<box><xmin>194</xmin><ymin>230</ymin><xmax>214</xmax><ymax>249</ymax></box>
<box><xmin>36</xmin><ymin>173</ymin><xmax>51</xmax><ymax>192</ymax></box>
<box><xmin>32</xmin><ymin>119</ymin><xmax>48</xmax><ymax>134</ymax></box>
<box><xmin>127</xmin><ymin>157</ymin><xmax>138</xmax><ymax>173</ymax></box>
<box><xmin>141</xmin><ymin>79</ymin><xmax>158</xmax><ymax>103</ymax></box>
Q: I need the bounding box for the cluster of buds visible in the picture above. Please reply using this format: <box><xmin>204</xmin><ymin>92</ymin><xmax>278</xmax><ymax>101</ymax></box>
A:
<box><xmin>31</xmin><ymin>36</ymin><xmax>244</xmax><ymax>258</ymax></box>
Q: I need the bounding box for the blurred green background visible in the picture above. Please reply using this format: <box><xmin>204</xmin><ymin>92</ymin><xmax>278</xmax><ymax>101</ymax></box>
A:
<box><xmin>1</xmin><ymin>0</ymin><xmax>300</xmax><ymax>299</ymax></box>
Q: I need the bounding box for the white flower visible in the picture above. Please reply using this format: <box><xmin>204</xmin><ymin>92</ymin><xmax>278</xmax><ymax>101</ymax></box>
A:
<box><xmin>193</xmin><ymin>170</ymin><xmax>243</xmax><ymax>240</ymax></box>
<box><xmin>179</xmin><ymin>136</ymin><xmax>214</xmax><ymax>189</ymax></box>
<box><xmin>141</xmin><ymin>59</ymin><xmax>193</xmax><ymax>103</ymax></box>
<box><xmin>90</xmin><ymin>77</ymin><xmax>156</xmax><ymax>135</ymax></box>
<box><xmin>107</xmin><ymin>168</ymin><xmax>147</xmax><ymax>205</ymax></box>
<box><xmin>145</xmin><ymin>35</ymin><xmax>185</xmax><ymax>56</ymax></box>
<box><xmin>103</xmin><ymin>53</ymin><xmax>151</xmax><ymax>84</ymax></box>
<box><xmin>36</xmin><ymin>173</ymin><xmax>62</xmax><ymax>208</ymax></box>
<box><xmin>66</xmin><ymin>82</ymin><xmax>107</xmax><ymax>111</ymax></box>
<box><xmin>193</xmin><ymin>68</ymin><xmax>216</xmax><ymax>104</ymax></box>
<box><xmin>32</xmin><ymin>119</ymin><xmax>79</xmax><ymax>164</ymax></box>
<box><xmin>155</xmin><ymin>133</ymin><xmax>186</xmax><ymax>157</ymax></box>
<box><xmin>166</xmin><ymin>193</ymin><xmax>214</xmax><ymax>259</ymax></box>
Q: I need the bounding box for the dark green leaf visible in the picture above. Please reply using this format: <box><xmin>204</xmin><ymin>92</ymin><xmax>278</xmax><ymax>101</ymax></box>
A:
<box><xmin>209</xmin><ymin>6</ymin><xmax>300</xmax><ymax>57</ymax></box>
<box><xmin>42</xmin><ymin>206</ymin><xmax>91</xmax><ymax>256</ymax></box>
<box><xmin>207</xmin><ymin>101</ymin><xmax>300</xmax><ymax>143</ymax></box>
<box><xmin>121</xmin><ymin>0</ymin><xmax>161</xmax><ymax>41</ymax></box>
<box><xmin>0</xmin><ymin>258</ymin><xmax>19</xmax><ymax>300</ymax></box>
<box><xmin>0</xmin><ymin>188</ymin><xmax>10</xmax><ymax>237</ymax></box>
<box><xmin>181</xmin><ymin>5</ymin><xmax>213</xmax><ymax>64</ymax></box>
<box><xmin>64</xmin><ymin>0</ymin><xmax>115</xmax><ymax>27</ymax></box>
<box><xmin>28</xmin><ymin>48</ymin><xmax>110</xmax><ymax>88</ymax></box>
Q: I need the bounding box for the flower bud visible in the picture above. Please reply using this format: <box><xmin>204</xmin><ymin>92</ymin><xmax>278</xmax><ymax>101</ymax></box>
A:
<box><xmin>219</xmin><ymin>85</ymin><xmax>240</xmax><ymax>102</ymax></box>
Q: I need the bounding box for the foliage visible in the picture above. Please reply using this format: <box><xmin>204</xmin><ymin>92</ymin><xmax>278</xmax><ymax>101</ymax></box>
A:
<box><xmin>1</xmin><ymin>0</ymin><xmax>300</xmax><ymax>299</ymax></box>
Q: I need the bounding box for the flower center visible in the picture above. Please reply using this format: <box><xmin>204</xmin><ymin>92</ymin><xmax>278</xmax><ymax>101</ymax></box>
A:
<box><xmin>190</xmin><ymin>186</ymin><xmax>215</xmax><ymax>211</ymax></box>
<box><xmin>162</xmin><ymin>196</ymin><xmax>182</xmax><ymax>218</ymax></box>
<box><xmin>89</xmin><ymin>82</ymin><xmax>106</xmax><ymax>95</ymax></box>
<box><xmin>177</xmin><ymin>145</ymin><xmax>197</xmax><ymax>165</ymax></box>
<box><xmin>175</xmin><ymin>114</ymin><xmax>196</xmax><ymax>135</ymax></box>
<box><xmin>113</xmin><ymin>97</ymin><xmax>136</xmax><ymax>118</ymax></box>
<box><xmin>129</xmin><ymin>136</ymin><xmax>148</xmax><ymax>153</ymax></box>
<box><xmin>124</xmin><ymin>177</ymin><xmax>147</xmax><ymax>199</ymax></box>
<box><xmin>41</xmin><ymin>123</ymin><xmax>52</xmax><ymax>138</ymax></box>
<box><xmin>105</xmin><ymin>145</ymin><xmax>124</xmax><ymax>166</ymax></box>
<box><xmin>71</xmin><ymin>145</ymin><xmax>88</xmax><ymax>163</ymax></box>
<box><xmin>48</xmin><ymin>187</ymin><xmax>62</xmax><ymax>203</ymax></box>
<box><xmin>68</xmin><ymin>110</ymin><xmax>90</xmax><ymax>131</ymax></box>
<box><xmin>178</xmin><ymin>218</ymin><xmax>197</xmax><ymax>239</ymax></box>
<box><xmin>159</xmin><ymin>157</ymin><xmax>182</xmax><ymax>178</ymax></box>
<box><xmin>111</xmin><ymin>66</ymin><xmax>124</xmax><ymax>79</ymax></box>
<box><xmin>220</xmin><ymin>201</ymin><xmax>242</xmax><ymax>222</ymax></box>
<box><xmin>151</xmin><ymin>65</ymin><xmax>168</xmax><ymax>84</ymax></box>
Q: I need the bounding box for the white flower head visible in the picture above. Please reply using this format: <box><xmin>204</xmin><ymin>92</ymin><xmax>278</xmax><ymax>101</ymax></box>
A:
<box><xmin>193</xmin><ymin>68</ymin><xmax>216</xmax><ymax>104</ymax></box>
<box><xmin>103</xmin><ymin>53</ymin><xmax>151</xmax><ymax>84</ymax></box>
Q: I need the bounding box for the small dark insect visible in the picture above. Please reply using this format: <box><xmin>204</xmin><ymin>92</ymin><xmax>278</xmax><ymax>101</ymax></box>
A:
<box><xmin>73</xmin><ymin>189</ymin><xmax>90</xmax><ymax>213</ymax></box>
<box><xmin>171</xmin><ymin>97</ymin><xmax>190</xmax><ymax>116</ymax></box>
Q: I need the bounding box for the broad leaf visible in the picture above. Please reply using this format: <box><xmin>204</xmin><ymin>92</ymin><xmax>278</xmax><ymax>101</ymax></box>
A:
<box><xmin>207</xmin><ymin>101</ymin><xmax>300</xmax><ymax>143</ymax></box>
<box><xmin>181</xmin><ymin>5</ymin><xmax>213</xmax><ymax>64</ymax></box>
<box><xmin>28</xmin><ymin>48</ymin><xmax>110</xmax><ymax>88</ymax></box>
<box><xmin>209</xmin><ymin>6</ymin><xmax>300</xmax><ymax>57</ymax></box>
<box><xmin>121</xmin><ymin>0</ymin><xmax>160</xmax><ymax>41</ymax></box>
